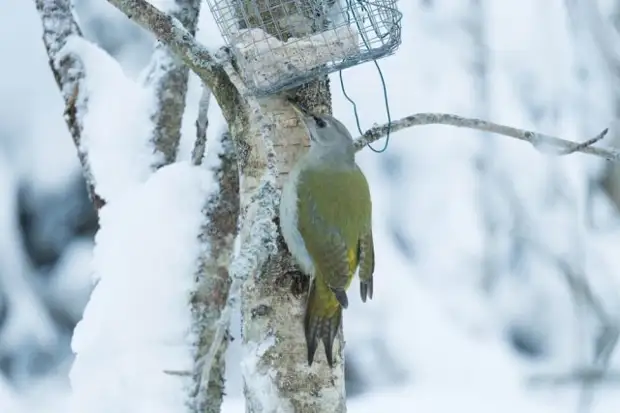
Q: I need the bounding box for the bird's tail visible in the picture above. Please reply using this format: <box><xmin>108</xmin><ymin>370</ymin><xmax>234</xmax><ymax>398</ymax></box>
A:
<box><xmin>304</xmin><ymin>276</ymin><xmax>343</xmax><ymax>367</ymax></box>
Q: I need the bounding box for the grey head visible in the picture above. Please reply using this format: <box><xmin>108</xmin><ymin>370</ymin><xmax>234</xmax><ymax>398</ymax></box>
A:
<box><xmin>297</xmin><ymin>111</ymin><xmax>356</xmax><ymax>165</ymax></box>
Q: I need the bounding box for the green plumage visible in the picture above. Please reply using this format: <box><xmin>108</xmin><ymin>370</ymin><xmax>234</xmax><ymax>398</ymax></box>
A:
<box><xmin>297</xmin><ymin>164</ymin><xmax>374</xmax><ymax>366</ymax></box>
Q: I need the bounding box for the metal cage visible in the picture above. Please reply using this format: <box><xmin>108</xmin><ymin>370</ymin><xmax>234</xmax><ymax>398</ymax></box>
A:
<box><xmin>205</xmin><ymin>0</ymin><xmax>403</xmax><ymax>95</ymax></box>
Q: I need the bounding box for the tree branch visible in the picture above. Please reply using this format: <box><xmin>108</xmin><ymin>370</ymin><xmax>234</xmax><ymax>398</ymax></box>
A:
<box><xmin>355</xmin><ymin>113</ymin><xmax>618</xmax><ymax>161</ymax></box>
<box><xmin>141</xmin><ymin>0</ymin><xmax>201</xmax><ymax>166</ymax></box>
<box><xmin>190</xmin><ymin>131</ymin><xmax>240</xmax><ymax>412</ymax></box>
<box><xmin>34</xmin><ymin>0</ymin><xmax>105</xmax><ymax>209</ymax></box>
<box><xmin>105</xmin><ymin>0</ymin><xmax>222</xmax><ymax>91</ymax></box>
<box><xmin>192</xmin><ymin>83</ymin><xmax>211</xmax><ymax>166</ymax></box>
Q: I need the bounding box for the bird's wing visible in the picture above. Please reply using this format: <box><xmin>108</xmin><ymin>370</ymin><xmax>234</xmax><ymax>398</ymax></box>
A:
<box><xmin>297</xmin><ymin>168</ymin><xmax>366</xmax><ymax>307</ymax></box>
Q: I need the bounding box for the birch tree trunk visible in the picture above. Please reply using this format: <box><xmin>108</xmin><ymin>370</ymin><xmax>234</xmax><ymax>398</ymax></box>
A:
<box><xmin>208</xmin><ymin>72</ymin><xmax>343</xmax><ymax>411</ymax></box>
<box><xmin>230</xmin><ymin>1</ymin><xmax>345</xmax><ymax>409</ymax></box>
<box><xmin>235</xmin><ymin>89</ymin><xmax>348</xmax><ymax>413</ymax></box>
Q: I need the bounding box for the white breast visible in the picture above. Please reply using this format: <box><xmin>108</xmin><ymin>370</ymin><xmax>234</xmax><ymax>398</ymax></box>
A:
<box><xmin>279</xmin><ymin>164</ymin><xmax>315</xmax><ymax>276</ymax></box>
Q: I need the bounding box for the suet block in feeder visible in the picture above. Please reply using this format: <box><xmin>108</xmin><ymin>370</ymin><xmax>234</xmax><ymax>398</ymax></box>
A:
<box><xmin>205</xmin><ymin>0</ymin><xmax>403</xmax><ymax>95</ymax></box>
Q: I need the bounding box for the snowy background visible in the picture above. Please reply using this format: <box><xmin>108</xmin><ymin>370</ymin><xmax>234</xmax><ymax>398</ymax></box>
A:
<box><xmin>2</xmin><ymin>0</ymin><xmax>620</xmax><ymax>411</ymax></box>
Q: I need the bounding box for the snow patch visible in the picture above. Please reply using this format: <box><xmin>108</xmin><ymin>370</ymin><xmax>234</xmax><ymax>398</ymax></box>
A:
<box><xmin>240</xmin><ymin>335</ymin><xmax>288</xmax><ymax>412</ymax></box>
<box><xmin>57</xmin><ymin>36</ymin><xmax>162</xmax><ymax>203</ymax></box>
<box><xmin>69</xmin><ymin>162</ymin><xmax>214</xmax><ymax>413</ymax></box>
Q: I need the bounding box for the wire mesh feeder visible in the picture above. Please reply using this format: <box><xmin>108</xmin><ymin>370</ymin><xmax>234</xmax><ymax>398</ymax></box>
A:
<box><xmin>205</xmin><ymin>0</ymin><xmax>403</xmax><ymax>95</ymax></box>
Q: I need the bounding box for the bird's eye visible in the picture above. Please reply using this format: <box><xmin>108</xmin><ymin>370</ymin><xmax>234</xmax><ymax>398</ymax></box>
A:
<box><xmin>314</xmin><ymin>116</ymin><xmax>327</xmax><ymax>128</ymax></box>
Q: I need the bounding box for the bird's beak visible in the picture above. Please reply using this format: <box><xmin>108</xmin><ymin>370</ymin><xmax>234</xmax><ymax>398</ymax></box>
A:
<box><xmin>289</xmin><ymin>101</ymin><xmax>316</xmax><ymax>141</ymax></box>
<box><xmin>290</xmin><ymin>101</ymin><xmax>312</xmax><ymax>118</ymax></box>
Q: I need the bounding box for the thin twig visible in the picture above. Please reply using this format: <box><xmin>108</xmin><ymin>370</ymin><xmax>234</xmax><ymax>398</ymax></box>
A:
<box><xmin>557</xmin><ymin>128</ymin><xmax>609</xmax><ymax>155</ymax></box>
<box><xmin>355</xmin><ymin>113</ymin><xmax>619</xmax><ymax>161</ymax></box>
<box><xmin>192</xmin><ymin>84</ymin><xmax>211</xmax><ymax>165</ymax></box>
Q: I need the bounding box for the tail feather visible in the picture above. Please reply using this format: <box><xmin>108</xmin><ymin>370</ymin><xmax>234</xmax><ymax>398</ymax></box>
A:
<box><xmin>360</xmin><ymin>276</ymin><xmax>373</xmax><ymax>302</ymax></box>
<box><xmin>304</xmin><ymin>278</ymin><xmax>342</xmax><ymax>367</ymax></box>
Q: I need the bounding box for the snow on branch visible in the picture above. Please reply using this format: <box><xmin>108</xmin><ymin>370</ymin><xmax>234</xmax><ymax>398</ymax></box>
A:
<box><xmin>196</xmin><ymin>171</ymin><xmax>279</xmax><ymax>397</ymax></box>
<box><xmin>34</xmin><ymin>0</ymin><xmax>104</xmax><ymax>208</ymax></box>
<box><xmin>70</xmin><ymin>162</ymin><xmax>214</xmax><ymax>413</ymax></box>
<box><xmin>355</xmin><ymin>113</ymin><xmax>619</xmax><ymax>161</ymax></box>
<box><xmin>106</xmin><ymin>0</ymin><xmax>224</xmax><ymax>90</ymax></box>
<box><xmin>36</xmin><ymin>0</ymin><xmax>164</xmax><ymax>205</ymax></box>
<box><xmin>188</xmin><ymin>131</ymin><xmax>239</xmax><ymax>411</ymax></box>
<box><xmin>56</xmin><ymin>37</ymin><xmax>161</xmax><ymax>202</ymax></box>
<box><xmin>189</xmin><ymin>57</ymin><xmax>282</xmax><ymax>400</ymax></box>
<box><xmin>140</xmin><ymin>0</ymin><xmax>201</xmax><ymax>167</ymax></box>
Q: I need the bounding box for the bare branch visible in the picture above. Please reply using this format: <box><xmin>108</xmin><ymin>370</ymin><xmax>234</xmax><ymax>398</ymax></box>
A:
<box><xmin>355</xmin><ymin>113</ymin><xmax>618</xmax><ymax>161</ymax></box>
<box><xmin>105</xmin><ymin>0</ymin><xmax>222</xmax><ymax>90</ymax></box>
<box><xmin>192</xmin><ymin>84</ymin><xmax>211</xmax><ymax>165</ymax></box>
<box><xmin>529</xmin><ymin>367</ymin><xmax>620</xmax><ymax>386</ymax></box>
<box><xmin>34</xmin><ymin>0</ymin><xmax>105</xmax><ymax>209</ymax></box>
<box><xmin>142</xmin><ymin>0</ymin><xmax>202</xmax><ymax>166</ymax></box>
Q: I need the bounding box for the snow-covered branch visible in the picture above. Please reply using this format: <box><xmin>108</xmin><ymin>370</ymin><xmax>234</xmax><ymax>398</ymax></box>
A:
<box><xmin>36</xmin><ymin>0</ymin><xmax>165</xmax><ymax>205</ymax></box>
<box><xmin>355</xmin><ymin>113</ymin><xmax>618</xmax><ymax>161</ymax></box>
<box><xmin>105</xmin><ymin>0</ymin><xmax>224</xmax><ymax>91</ymax></box>
<box><xmin>141</xmin><ymin>0</ymin><xmax>202</xmax><ymax>166</ymax></box>
<box><xmin>70</xmin><ymin>162</ymin><xmax>213</xmax><ymax>413</ymax></box>
<box><xmin>34</xmin><ymin>0</ymin><xmax>104</xmax><ymax>208</ymax></box>
<box><xmin>190</xmin><ymin>131</ymin><xmax>239</xmax><ymax>412</ymax></box>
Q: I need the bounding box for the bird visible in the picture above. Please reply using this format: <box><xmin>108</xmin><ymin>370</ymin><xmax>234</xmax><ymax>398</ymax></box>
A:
<box><xmin>279</xmin><ymin>103</ymin><xmax>375</xmax><ymax>367</ymax></box>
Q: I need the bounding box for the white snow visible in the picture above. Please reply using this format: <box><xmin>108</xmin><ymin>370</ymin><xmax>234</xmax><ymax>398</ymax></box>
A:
<box><xmin>239</xmin><ymin>336</ymin><xmax>281</xmax><ymax>412</ymax></box>
<box><xmin>57</xmin><ymin>36</ymin><xmax>162</xmax><ymax>203</ymax></box>
<box><xmin>147</xmin><ymin>0</ymin><xmax>180</xmax><ymax>13</ymax></box>
<box><xmin>69</xmin><ymin>162</ymin><xmax>214</xmax><ymax>413</ymax></box>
